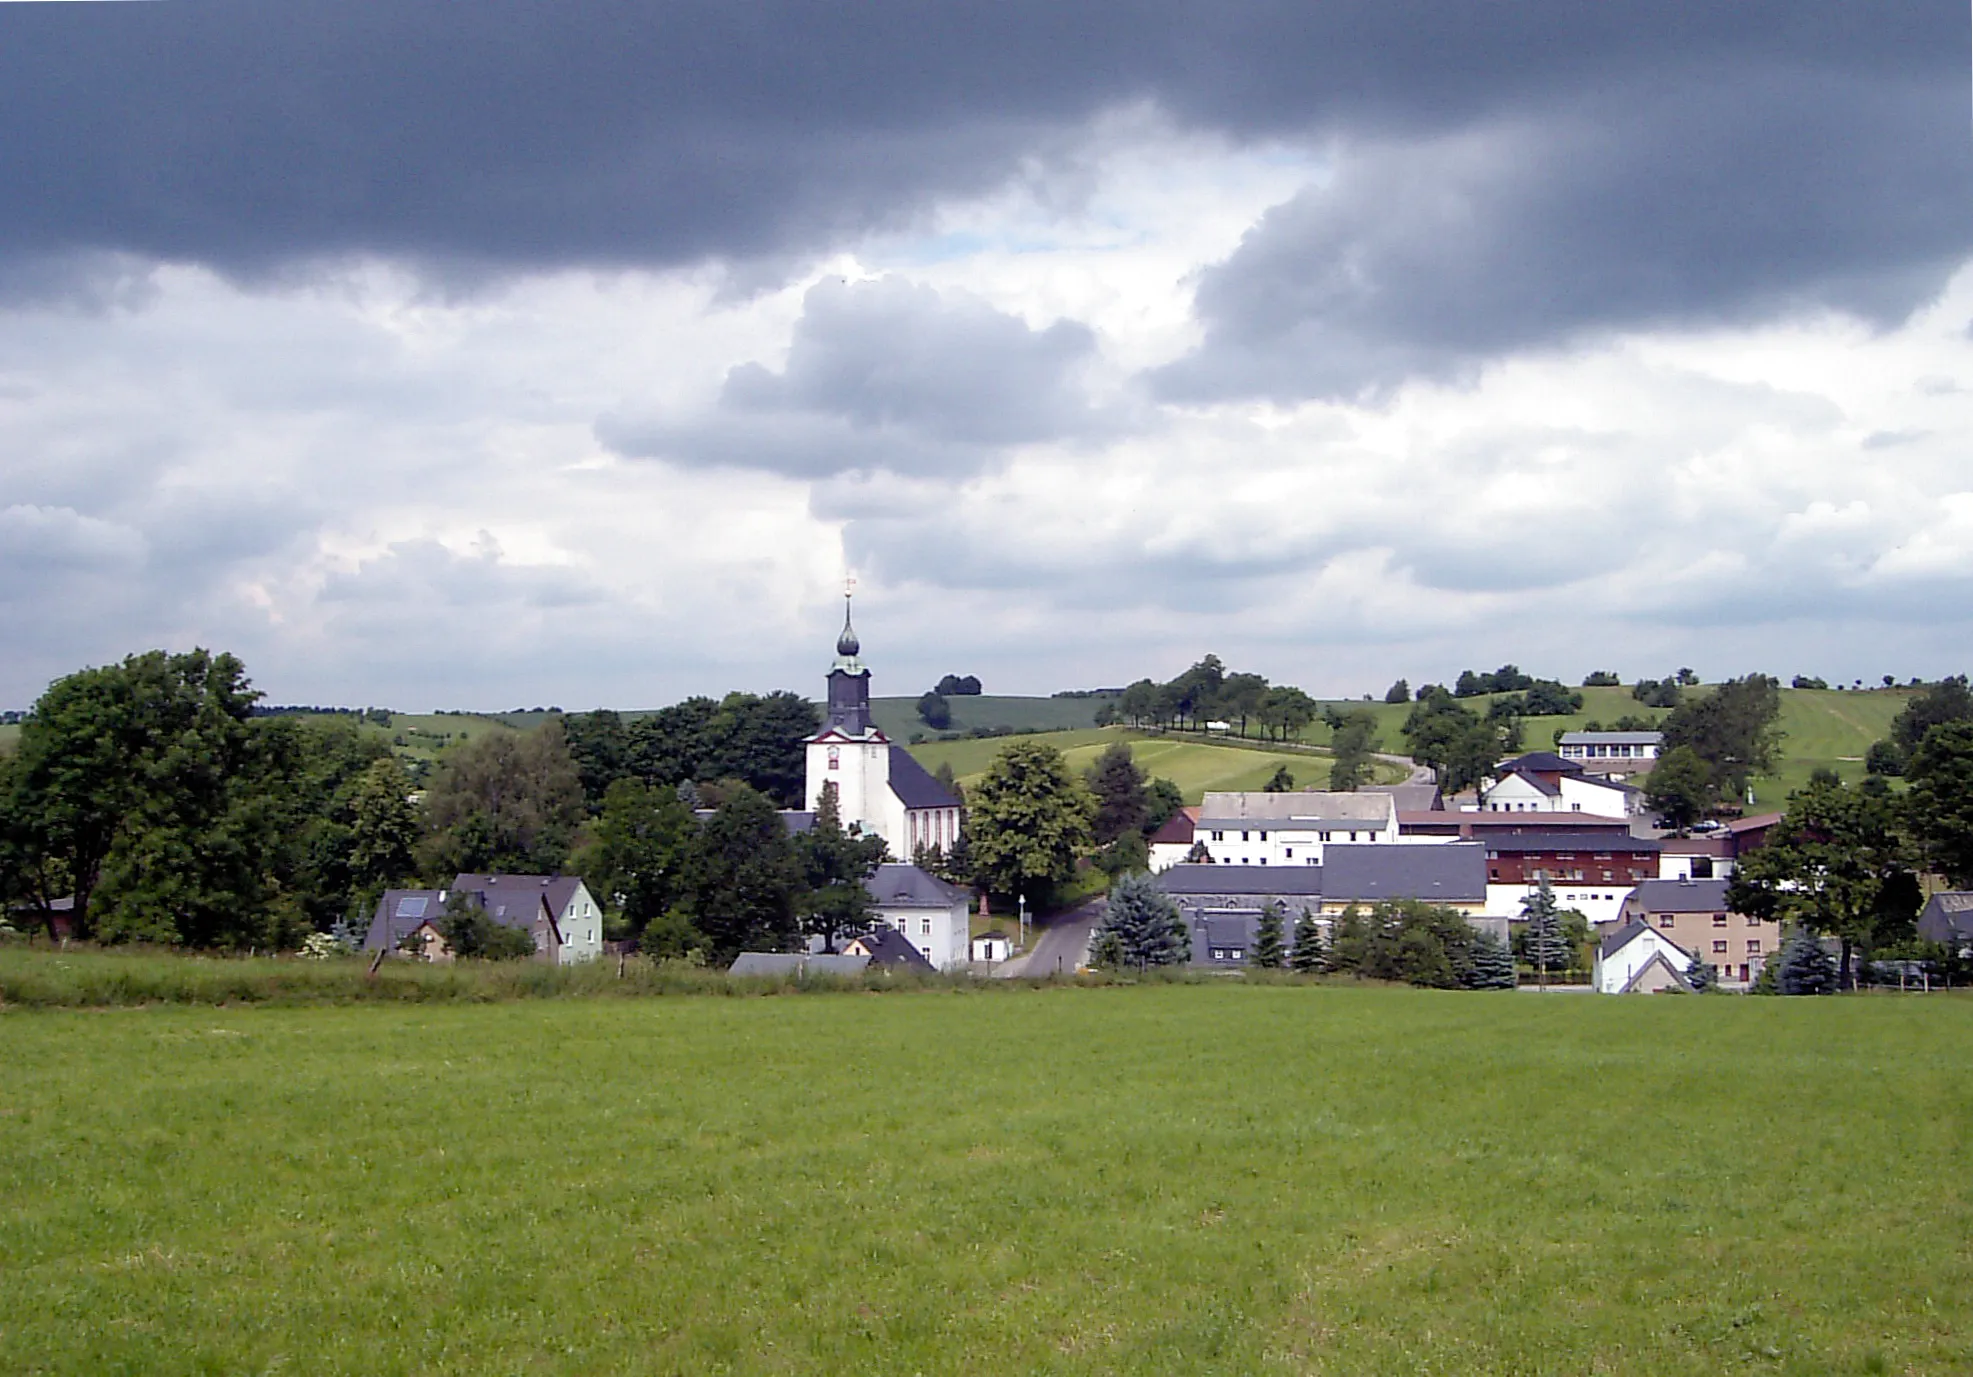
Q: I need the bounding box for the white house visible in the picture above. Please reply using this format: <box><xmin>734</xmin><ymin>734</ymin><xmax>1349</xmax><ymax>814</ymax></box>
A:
<box><xmin>803</xmin><ymin>597</ymin><xmax>962</xmax><ymax>858</ymax></box>
<box><xmin>1191</xmin><ymin>790</ymin><xmax>1398</xmax><ymax>866</ymax></box>
<box><xmin>1557</xmin><ymin>731</ymin><xmax>1663</xmax><ymax>777</ymax></box>
<box><xmin>1480</xmin><ymin>752</ymin><xmax>1642</xmax><ymax>818</ymax></box>
<box><xmin>1147</xmin><ymin>806</ymin><xmax>1200</xmax><ymax>872</ymax></box>
<box><xmin>866</xmin><ymin>863</ymin><xmax>971</xmax><ymax>970</ymax></box>
<box><xmin>1592</xmin><ymin>919</ymin><xmax>1695</xmax><ymax>994</ymax></box>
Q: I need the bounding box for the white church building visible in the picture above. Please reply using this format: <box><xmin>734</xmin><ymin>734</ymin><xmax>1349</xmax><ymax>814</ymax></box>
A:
<box><xmin>803</xmin><ymin>597</ymin><xmax>964</xmax><ymax>861</ymax></box>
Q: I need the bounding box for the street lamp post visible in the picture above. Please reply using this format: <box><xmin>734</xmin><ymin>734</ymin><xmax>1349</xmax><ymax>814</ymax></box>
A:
<box><xmin>1018</xmin><ymin>893</ymin><xmax>1028</xmax><ymax>952</ymax></box>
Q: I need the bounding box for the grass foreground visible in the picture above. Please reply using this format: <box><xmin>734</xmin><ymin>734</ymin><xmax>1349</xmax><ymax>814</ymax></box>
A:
<box><xmin>2</xmin><ymin>983</ymin><xmax>1969</xmax><ymax>1374</ymax></box>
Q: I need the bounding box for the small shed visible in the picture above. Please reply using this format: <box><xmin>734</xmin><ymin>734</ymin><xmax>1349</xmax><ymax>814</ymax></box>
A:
<box><xmin>970</xmin><ymin>931</ymin><xmax>1012</xmax><ymax>963</ymax></box>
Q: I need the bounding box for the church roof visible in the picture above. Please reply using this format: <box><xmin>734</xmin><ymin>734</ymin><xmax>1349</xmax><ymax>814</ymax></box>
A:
<box><xmin>888</xmin><ymin>746</ymin><xmax>960</xmax><ymax>809</ymax></box>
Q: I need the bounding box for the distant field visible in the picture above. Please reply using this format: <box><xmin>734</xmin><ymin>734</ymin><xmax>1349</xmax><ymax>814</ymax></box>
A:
<box><xmin>872</xmin><ymin>693</ymin><xmax>1103</xmax><ymax>740</ymax></box>
<box><xmin>0</xmin><ymin>722</ymin><xmax>17</xmax><ymax>754</ymax></box>
<box><xmin>1</xmin><ymin>986</ymin><xmax>1968</xmax><ymax>1374</ymax></box>
<box><xmin>907</xmin><ymin>726</ymin><xmax>1404</xmax><ymax>802</ymax></box>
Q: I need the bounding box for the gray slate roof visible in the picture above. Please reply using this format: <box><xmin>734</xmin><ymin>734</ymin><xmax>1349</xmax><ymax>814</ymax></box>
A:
<box><xmin>453</xmin><ymin>873</ymin><xmax>580</xmax><ymax>929</ymax></box>
<box><xmin>1324</xmin><ymin>843</ymin><xmax>1486</xmax><ymax>903</ymax></box>
<box><xmin>1503</xmin><ymin>752</ymin><xmax>1582</xmax><ymax>774</ymax></box>
<box><xmin>1158</xmin><ymin>865</ymin><xmax>1326</xmax><ymax>897</ymax></box>
<box><xmin>1198</xmin><ymin>790</ymin><xmax>1393</xmax><ymax>829</ymax></box>
<box><xmin>364</xmin><ymin>888</ymin><xmax>449</xmax><ymax>950</ymax></box>
<box><xmin>867</xmin><ymin>862</ymin><xmax>965</xmax><ymax>909</ymax></box>
<box><xmin>729</xmin><ymin>952</ymin><xmax>872</xmax><ymax>977</ymax></box>
<box><xmin>847</xmin><ymin>926</ymin><xmax>936</xmax><ymax>969</ymax></box>
<box><xmin>1627</xmin><ymin>877</ymin><xmax>1732</xmax><ymax>912</ymax></box>
<box><xmin>888</xmin><ymin>746</ymin><xmax>960</xmax><ymax>809</ymax></box>
<box><xmin>1597</xmin><ymin>917</ymin><xmax>1657</xmax><ymax>959</ymax></box>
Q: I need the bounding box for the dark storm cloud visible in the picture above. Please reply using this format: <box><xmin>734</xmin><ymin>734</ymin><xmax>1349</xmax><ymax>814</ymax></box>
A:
<box><xmin>598</xmin><ymin>275</ymin><xmax>1107</xmax><ymax>476</ymax></box>
<box><xmin>1159</xmin><ymin>71</ymin><xmax>1973</xmax><ymax>400</ymax></box>
<box><xmin>0</xmin><ymin>3</ymin><xmax>1953</xmax><ymax>284</ymax></box>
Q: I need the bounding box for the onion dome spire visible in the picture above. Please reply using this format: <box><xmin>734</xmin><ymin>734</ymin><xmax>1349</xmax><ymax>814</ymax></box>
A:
<box><xmin>836</xmin><ymin>592</ymin><xmax>860</xmax><ymax>657</ymax></box>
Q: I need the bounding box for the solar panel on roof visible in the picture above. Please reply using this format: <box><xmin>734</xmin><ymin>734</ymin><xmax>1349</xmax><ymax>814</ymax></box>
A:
<box><xmin>395</xmin><ymin>896</ymin><xmax>429</xmax><ymax>918</ymax></box>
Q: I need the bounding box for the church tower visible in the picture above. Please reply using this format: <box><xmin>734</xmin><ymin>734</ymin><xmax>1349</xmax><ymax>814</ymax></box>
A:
<box><xmin>803</xmin><ymin>593</ymin><xmax>963</xmax><ymax>858</ymax></box>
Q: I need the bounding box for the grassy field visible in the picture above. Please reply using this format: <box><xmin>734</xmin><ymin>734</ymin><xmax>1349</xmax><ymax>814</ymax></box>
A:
<box><xmin>0</xmin><ymin>720</ymin><xmax>16</xmax><ymax>754</ymax></box>
<box><xmin>872</xmin><ymin>694</ymin><xmax>1104</xmax><ymax>740</ymax></box>
<box><xmin>1</xmin><ymin>985</ymin><xmax>1968</xmax><ymax>1374</ymax></box>
<box><xmin>906</xmin><ymin>727</ymin><xmax>1405</xmax><ymax>803</ymax></box>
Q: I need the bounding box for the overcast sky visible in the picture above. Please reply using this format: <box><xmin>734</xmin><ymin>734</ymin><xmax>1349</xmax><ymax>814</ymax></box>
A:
<box><xmin>2</xmin><ymin>3</ymin><xmax>1970</xmax><ymax>710</ymax></box>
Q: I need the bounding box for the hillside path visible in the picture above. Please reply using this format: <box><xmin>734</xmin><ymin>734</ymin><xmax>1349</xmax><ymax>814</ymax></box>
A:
<box><xmin>995</xmin><ymin>897</ymin><xmax>1104</xmax><ymax>978</ymax></box>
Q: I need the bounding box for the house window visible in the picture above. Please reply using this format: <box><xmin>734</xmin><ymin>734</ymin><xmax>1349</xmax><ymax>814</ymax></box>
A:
<box><xmin>1285</xmin><ymin>848</ymin><xmax>1293</xmax><ymax>859</ymax></box>
<box><xmin>1747</xmin><ymin>940</ymin><xmax>1762</xmax><ymax>954</ymax></box>
<box><xmin>827</xmin><ymin>746</ymin><xmax>840</xmax><ymax>771</ymax></box>
<box><xmin>1712</xmin><ymin>940</ymin><xmax>1728</xmax><ymax>954</ymax></box>
<box><xmin>920</xmin><ymin>918</ymin><xmax>932</xmax><ymax>936</ymax></box>
<box><xmin>1713</xmin><ymin>914</ymin><xmax>1727</xmax><ymax>927</ymax></box>
<box><xmin>1746</xmin><ymin>915</ymin><xmax>1762</xmax><ymax>926</ymax></box>
<box><xmin>1242</xmin><ymin>831</ymin><xmax>1250</xmax><ymax>841</ymax></box>
<box><xmin>1212</xmin><ymin>831</ymin><xmax>1224</xmax><ymax>841</ymax></box>
<box><xmin>1660</xmin><ymin>915</ymin><xmax>1675</xmax><ymax>928</ymax></box>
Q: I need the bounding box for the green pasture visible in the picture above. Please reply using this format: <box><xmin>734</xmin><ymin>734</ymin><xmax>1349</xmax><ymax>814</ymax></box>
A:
<box><xmin>907</xmin><ymin>727</ymin><xmax>1403</xmax><ymax>802</ymax></box>
<box><xmin>2</xmin><ymin>985</ymin><xmax>1969</xmax><ymax>1374</ymax></box>
<box><xmin>872</xmin><ymin>693</ymin><xmax>1104</xmax><ymax>740</ymax></box>
<box><xmin>0</xmin><ymin>721</ymin><xmax>17</xmax><ymax>754</ymax></box>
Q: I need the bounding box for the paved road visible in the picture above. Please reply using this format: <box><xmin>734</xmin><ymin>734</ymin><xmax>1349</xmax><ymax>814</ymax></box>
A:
<box><xmin>995</xmin><ymin>897</ymin><xmax>1104</xmax><ymax>978</ymax></box>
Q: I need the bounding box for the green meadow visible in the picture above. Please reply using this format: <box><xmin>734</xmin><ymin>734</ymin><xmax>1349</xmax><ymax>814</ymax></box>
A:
<box><xmin>906</xmin><ymin>727</ymin><xmax>1406</xmax><ymax>803</ymax></box>
<box><xmin>2</xmin><ymin>983</ymin><xmax>1968</xmax><ymax>1375</ymax></box>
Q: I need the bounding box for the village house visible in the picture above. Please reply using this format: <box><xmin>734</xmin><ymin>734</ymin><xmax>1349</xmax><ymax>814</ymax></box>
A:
<box><xmin>1917</xmin><ymin>892</ymin><xmax>1973</xmax><ymax>956</ymax></box>
<box><xmin>1557</xmin><ymin>730</ymin><xmax>1663</xmax><ymax>777</ymax></box>
<box><xmin>1619</xmin><ymin>877</ymin><xmax>1779</xmax><ymax>989</ymax></box>
<box><xmin>1147</xmin><ymin>805</ymin><xmax>1201</xmax><ymax>872</ymax></box>
<box><xmin>1189</xmin><ymin>790</ymin><xmax>1398</xmax><ymax>867</ymax></box>
<box><xmin>1592</xmin><ymin>919</ymin><xmax>1695</xmax><ymax>994</ymax></box>
<box><xmin>1157</xmin><ymin>843</ymin><xmax>1491</xmax><ymax>967</ymax></box>
<box><xmin>863</xmin><ymin>862</ymin><xmax>971</xmax><ymax>970</ymax></box>
<box><xmin>1480</xmin><ymin>829</ymin><xmax>1660</xmax><ymax>927</ymax></box>
<box><xmin>840</xmin><ymin>926</ymin><xmax>936</xmax><ymax>970</ymax></box>
<box><xmin>363</xmin><ymin>874</ymin><xmax>604</xmax><ymax>964</ymax></box>
<box><xmin>1479</xmin><ymin>752</ymin><xmax>1643</xmax><ymax>818</ymax></box>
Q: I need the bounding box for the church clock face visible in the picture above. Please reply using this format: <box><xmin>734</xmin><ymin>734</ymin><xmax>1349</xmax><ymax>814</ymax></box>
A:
<box><xmin>828</xmin><ymin>746</ymin><xmax>840</xmax><ymax>770</ymax></box>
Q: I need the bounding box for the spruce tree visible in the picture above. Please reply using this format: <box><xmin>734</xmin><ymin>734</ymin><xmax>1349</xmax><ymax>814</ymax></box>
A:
<box><xmin>1683</xmin><ymin>952</ymin><xmax>1715</xmax><ymax>992</ymax></box>
<box><xmin>1517</xmin><ymin>879</ymin><xmax>1572</xmax><ymax>981</ymax></box>
<box><xmin>1252</xmin><ymin>900</ymin><xmax>1286</xmax><ymax>968</ymax></box>
<box><xmin>1464</xmin><ymin>931</ymin><xmax>1517</xmax><ymax>989</ymax></box>
<box><xmin>1093</xmin><ymin>871</ymin><xmax>1191</xmax><ymax>969</ymax></box>
<box><xmin>1288</xmin><ymin>908</ymin><xmax>1326</xmax><ymax>973</ymax></box>
<box><xmin>1776</xmin><ymin>929</ymin><xmax>1838</xmax><ymax>995</ymax></box>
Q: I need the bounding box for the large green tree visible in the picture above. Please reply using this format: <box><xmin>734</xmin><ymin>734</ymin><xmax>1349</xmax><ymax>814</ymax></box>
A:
<box><xmin>1642</xmin><ymin>745</ymin><xmax>1714</xmax><ymax>830</ymax></box>
<box><xmin>420</xmin><ymin>718</ymin><xmax>586</xmax><ymax>877</ymax></box>
<box><xmin>1327</xmin><ymin>709</ymin><xmax>1378</xmax><ymax>791</ymax></box>
<box><xmin>1402</xmin><ymin>691</ymin><xmax>1507</xmax><ymax>794</ymax></box>
<box><xmin>687</xmin><ymin>784</ymin><xmax>804</xmax><ymax>963</ymax></box>
<box><xmin>1662</xmin><ymin>674</ymin><xmax>1783</xmax><ymax>800</ymax></box>
<box><xmin>1326</xmin><ymin>901</ymin><xmax>1480</xmax><ymax>988</ymax></box>
<box><xmin>1903</xmin><ymin>721</ymin><xmax>1973</xmax><ymax>888</ymax></box>
<box><xmin>967</xmin><ymin>740</ymin><xmax>1094</xmax><ymax>902</ymax></box>
<box><xmin>1729</xmin><ymin>774</ymin><xmax>1920</xmax><ymax>988</ymax></box>
<box><xmin>1084</xmin><ymin>741</ymin><xmax>1149</xmax><ymax>844</ymax></box>
<box><xmin>1891</xmin><ymin>676</ymin><xmax>1973</xmax><ymax>752</ymax></box>
<box><xmin>574</xmin><ymin>777</ymin><xmax>697</xmax><ymax>941</ymax></box>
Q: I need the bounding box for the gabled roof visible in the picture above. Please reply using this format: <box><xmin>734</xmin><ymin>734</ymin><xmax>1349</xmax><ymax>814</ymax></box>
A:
<box><xmin>1502</xmin><ymin>752</ymin><xmax>1583</xmax><ymax>775</ymax></box>
<box><xmin>843</xmin><ymin>926</ymin><xmax>936</xmax><ymax>968</ymax></box>
<box><xmin>1598</xmin><ymin>917</ymin><xmax>1656</xmax><ymax>958</ymax></box>
<box><xmin>888</xmin><ymin>746</ymin><xmax>960</xmax><ymax>809</ymax></box>
<box><xmin>452</xmin><ymin>873</ymin><xmax>582</xmax><ymax>933</ymax></box>
<box><xmin>1147</xmin><ymin>805</ymin><xmax>1199</xmax><ymax>847</ymax></box>
<box><xmin>1494</xmin><ymin>768</ymin><xmax>1562</xmax><ymax>797</ymax></box>
<box><xmin>1919</xmin><ymin>891</ymin><xmax>1973</xmax><ymax>943</ymax></box>
<box><xmin>1620</xmin><ymin>949</ymin><xmax>1695</xmax><ymax>994</ymax></box>
<box><xmin>1627</xmin><ymin>878</ymin><xmax>1732</xmax><ymax>913</ymax></box>
<box><xmin>1363</xmin><ymin>782</ymin><xmax>1443</xmax><ymax>813</ymax></box>
<box><xmin>364</xmin><ymin>888</ymin><xmax>452</xmax><ymax>950</ymax></box>
<box><xmin>1324</xmin><ymin>842</ymin><xmax>1486</xmax><ymax>903</ymax></box>
<box><xmin>866</xmin><ymin>862</ymin><xmax>965</xmax><ymax>909</ymax></box>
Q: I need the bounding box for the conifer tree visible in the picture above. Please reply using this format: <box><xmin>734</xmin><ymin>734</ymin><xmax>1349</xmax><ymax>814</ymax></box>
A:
<box><xmin>1092</xmin><ymin>870</ymin><xmax>1190</xmax><ymax>969</ymax></box>
<box><xmin>1776</xmin><ymin>928</ymin><xmax>1838</xmax><ymax>995</ymax></box>
<box><xmin>1516</xmin><ymin>879</ymin><xmax>1572</xmax><ymax>982</ymax></box>
<box><xmin>1683</xmin><ymin>952</ymin><xmax>1715</xmax><ymax>992</ymax></box>
<box><xmin>1252</xmin><ymin>900</ymin><xmax>1286</xmax><ymax>968</ymax></box>
<box><xmin>1288</xmin><ymin>908</ymin><xmax>1325</xmax><ymax>973</ymax></box>
<box><xmin>1464</xmin><ymin>931</ymin><xmax>1517</xmax><ymax>989</ymax></box>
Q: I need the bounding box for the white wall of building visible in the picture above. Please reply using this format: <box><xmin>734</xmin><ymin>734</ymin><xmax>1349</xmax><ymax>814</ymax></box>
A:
<box><xmin>1487</xmin><ymin>882</ymin><xmax>1636</xmax><ymax>928</ymax></box>
<box><xmin>1594</xmin><ymin>926</ymin><xmax>1693</xmax><ymax>994</ymax></box>
<box><xmin>553</xmin><ymin>881</ymin><xmax>605</xmax><ymax>964</ymax></box>
<box><xmin>873</xmin><ymin>898</ymin><xmax>970</xmax><ymax>970</ymax></box>
<box><xmin>1481</xmin><ymin>773</ymin><xmax>1635</xmax><ymax>818</ymax></box>
<box><xmin>806</xmin><ymin>736</ymin><xmax>906</xmax><ymax>851</ymax></box>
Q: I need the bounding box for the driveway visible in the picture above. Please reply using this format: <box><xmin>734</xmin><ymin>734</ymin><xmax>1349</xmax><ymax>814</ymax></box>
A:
<box><xmin>995</xmin><ymin>897</ymin><xmax>1104</xmax><ymax>978</ymax></box>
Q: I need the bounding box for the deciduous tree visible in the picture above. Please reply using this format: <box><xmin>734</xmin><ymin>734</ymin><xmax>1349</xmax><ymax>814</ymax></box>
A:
<box><xmin>1084</xmin><ymin>741</ymin><xmax>1149</xmax><ymax>844</ymax></box>
<box><xmin>1643</xmin><ymin>745</ymin><xmax>1714</xmax><ymax>830</ymax></box>
<box><xmin>1662</xmin><ymin>674</ymin><xmax>1783</xmax><ymax>799</ymax></box>
<box><xmin>688</xmin><ymin>783</ymin><xmax>803</xmax><ymax>963</ymax></box>
<box><xmin>1905</xmin><ymin>721</ymin><xmax>1973</xmax><ymax>887</ymax></box>
<box><xmin>797</xmin><ymin>783</ymin><xmax>889</xmax><ymax>951</ymax></box>
<box><xmin>966</xmin><ymin>740</ymin><xmax>1094</xmax><ymax>902</ymax></box>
